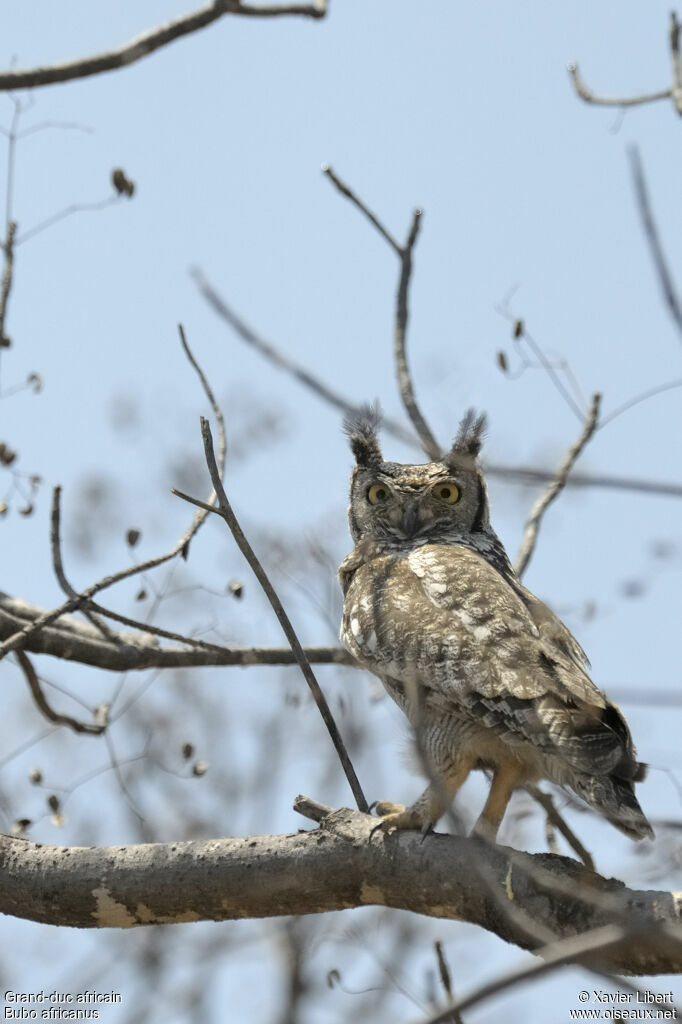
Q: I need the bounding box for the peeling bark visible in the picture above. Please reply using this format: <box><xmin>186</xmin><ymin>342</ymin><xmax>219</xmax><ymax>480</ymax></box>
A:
<box><xmin>1</xmin><ymin>800</ymin><xmax>680</xmax><ymax>975</ymax></box>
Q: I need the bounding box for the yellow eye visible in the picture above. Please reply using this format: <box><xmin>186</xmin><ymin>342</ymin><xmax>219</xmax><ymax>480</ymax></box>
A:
<box><xmin>433</xmin><ymin>482</ymin><xmax>460</xmax><ymax>504</ymax></box>
<box><xmin>367</xmin><ymin>483</ymin><xmax>390</xmax><ymax>504</ymax></box>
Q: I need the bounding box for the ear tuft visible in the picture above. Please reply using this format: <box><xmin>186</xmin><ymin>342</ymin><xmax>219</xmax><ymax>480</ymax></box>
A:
<box><xmin>449</xmin><ymin>408</ymin><xmax>487</xmax><ymax>460</ymax></box>
<box><xmin>343</xmin><ymin>403</ymin><xmax>383</xmax><ymax>467</ymax></box>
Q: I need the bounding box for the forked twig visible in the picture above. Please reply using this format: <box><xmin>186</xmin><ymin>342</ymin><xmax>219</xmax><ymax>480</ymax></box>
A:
<box><xmin>173</xmin><ymin>417</ymin><xmax>369</xmax><ymax>813</ymax></box>
<box><xmin>323</xmin><ymin>165</ymin><xmax>440</xmax><ymax>459</ymax></box>
<box><xmin>514</xmin><ymin>394</ymin><xmax>601</xmax><ymax>578</ymax></box>
<box><xmin>0</xmin><ymin>1</ymin><xmax>328</xmax><ymax>92</ymax></box>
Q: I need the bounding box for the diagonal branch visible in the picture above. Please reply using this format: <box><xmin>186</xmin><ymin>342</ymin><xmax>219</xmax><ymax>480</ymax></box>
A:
<box><xmin>629</xmin><ymin>145</ymin><xmax>682</xmax><ymax>340</ymax></box>
<box><xmin>514</xmin><ymin>394</ymin><xmax>601</xmax><ymax>578</ymax></box>
<box><xmin>173</xmin><ymin>417</ymin><xmax>369</xmax><ymax>813</ymax></box>
<box><xmin>191</xmin><ymin>267</ymin><xmax>415</xmax><ymax>447</ymax></box>
<box><xmin>194</xmin><ymin>271</ymin><xmax>682</xmax><ymax>499</ymax></box>
<box><xmin>0</xmin><ymin>0</ymin><xmax>328</xmax><ymax>92</ymax></box>
<box><xmin>421</xmin><ymin>925</ymin><xmax>672</xmax><ymax>1024</ymax></box>
<box><xmin>323</xmin><ymin>165</ymin><xmax>441</xmax><ymax>459</ymax></box>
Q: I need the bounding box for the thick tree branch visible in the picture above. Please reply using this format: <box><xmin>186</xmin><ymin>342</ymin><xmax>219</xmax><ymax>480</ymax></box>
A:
<box><xmin>514</xmin><ymin>394</ymin><xmax>601</xmax><ymax>577</ymax></box>
<box><xmin>173</xmin><ymin>418</ymin><xmax>369</xmax><ymax>813</ymax></box>
<box><xmin>0</xmin><ymin>1</ymin><xmax>328</xmax><ymax>92</ymax></box>
<box><xmin>0</xmin><ymin>799</ymin><xmax>680</xmax><ymax>977</ymax></box>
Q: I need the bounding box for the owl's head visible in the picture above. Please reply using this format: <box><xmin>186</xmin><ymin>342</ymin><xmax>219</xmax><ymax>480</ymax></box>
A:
<box><xmin>344</xmin><ymin>406</ymin><xmax>492</xmax><ymax>548</ymax></box>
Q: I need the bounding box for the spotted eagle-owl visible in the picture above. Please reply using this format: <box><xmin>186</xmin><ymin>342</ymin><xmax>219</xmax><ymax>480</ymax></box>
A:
<box><xmin>338</xmin><ymin>407</ymin><xmax>653</xmax><ymax>842</ymax></box>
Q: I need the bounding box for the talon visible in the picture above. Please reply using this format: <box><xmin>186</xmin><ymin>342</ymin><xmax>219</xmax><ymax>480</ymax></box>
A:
<box><xmin>419</xmin><ymin>822</ymin><xmax>435</xmax><ymax>843</ymax></box>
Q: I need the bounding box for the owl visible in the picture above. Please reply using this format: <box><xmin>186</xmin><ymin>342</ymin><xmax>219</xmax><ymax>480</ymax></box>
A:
<box><xmin>338</xmin><ymin>407</ymin><xmax>653</xmax><ymax>843</ymax></box>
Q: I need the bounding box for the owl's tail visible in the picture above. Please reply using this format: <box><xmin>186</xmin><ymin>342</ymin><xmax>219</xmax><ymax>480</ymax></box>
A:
<box><xmin>571</xmin><ymin>770</ymin><xmax>654</xmax><ymax>841</ymax></box>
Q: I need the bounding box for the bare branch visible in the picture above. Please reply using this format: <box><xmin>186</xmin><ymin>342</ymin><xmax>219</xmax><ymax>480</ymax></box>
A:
<box><xmin>0</xmin><ymin>592</ymin><xmax>354</xmax><ymax>669</ymax></box>
<box><xmin>50</xmin><ymin>485</ymin><xmax>119</xmax><ymax>643</ymax></box>
<box><xmin>323</xmin><ymin>165</ymin><xmax>440</xmax><ymax>459</ymax></box>
<box><xmin>191</xmin><ymin>267</ymin><xmax>416</xmax><ymax>446</ymax></box>
<box><xmin>0</xmin><ymin>221</ymin><xmax>16</xmax><ymax>347</ymax></box>
<box><xmin>568</xmin><ymin>63</ymin><xmax>671</xmax><ymax>109</ymax></box>
<box><xmin>0</xmin><ymin>326</ymin><xmax>226</xmax><ymax>663</ymax></box>
<box><xmin>14</xmin><ymin>649</ymin><xmax>105</xmax><ymax>735</ymax></box>
<box><xmin>514</xmin><ymin>394</ymin><xmax>601</xmax><ymax>577</ymax></box>
<box><xmin>1</xmin><ymin>799</ymin><xmax>680</xmax><ymax>978</ymax></box>
<box><xmin>321</xmin><ymin>164</ymin><xmax>402</xmax><ymax>255</ymax></box>
<box><xmin>0</xmin><ymin>1</ymin><xmax>328</xmax><ymax>92</ymax></box>
<box><xmin>672</xmin><ymin>12</ymin><xmax>682</xmax><ymax>113</ymax></box>
<box><xmin>569</xmin><ymin>12</ymin><xmax>682</xmax><ymax>116</ymax></box>
<box><xmin>629</xmin><ymin>146</ymin><xmax>682</xmax><ymax>340</ymax></box>
<box><xmin>16</xmin><ymin>196</ymin><xmax>123</xmax><ymax>247</ymax></box>
<box><xmin>173</xmin><ymin>417</ymin><xmax>369</xmax><ymax>813</ymax></box>
<box><xmin>422</xmin><ymin>926</ymin><xmax>664</xmax><ymax>1024</ymax></box>
<box><xmin>195</xmin><ymin>270</ymin><xmax>682</xmax><ymax>499</ymax></box>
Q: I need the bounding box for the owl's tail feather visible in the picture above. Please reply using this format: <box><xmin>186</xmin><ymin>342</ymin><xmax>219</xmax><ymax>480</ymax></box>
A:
<box><xmin>571</xmin><ymin>773</ymin><xmax>654</xmax><ymax>841</ymax></box>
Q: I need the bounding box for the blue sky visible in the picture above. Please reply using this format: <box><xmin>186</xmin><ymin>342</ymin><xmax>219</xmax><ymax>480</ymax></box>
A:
<box><xmin>2</xmin><ymin>3</ymin><xmax>682</xmax><ymax>1022</ymax></box>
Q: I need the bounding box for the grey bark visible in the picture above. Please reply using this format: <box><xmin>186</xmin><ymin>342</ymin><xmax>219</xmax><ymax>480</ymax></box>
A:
<box><xmin>0</xmin><ymin>799</ymin><xmax>680</xmax><ymax>976</ymax></box>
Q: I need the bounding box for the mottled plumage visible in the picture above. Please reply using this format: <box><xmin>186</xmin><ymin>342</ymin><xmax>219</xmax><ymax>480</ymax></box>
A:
<box><xmin>339</xmin><ymin>407</ymin><xmax>653</xmax><ymax>842</ymax></box>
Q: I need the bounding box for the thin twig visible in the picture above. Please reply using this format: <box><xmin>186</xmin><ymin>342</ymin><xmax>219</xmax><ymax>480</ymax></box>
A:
<box><xmin>50</xmin><ymin>486</ymin><xmax>119</xmax><ymax>643</ymax></box>
<box><xmin>323</xmin><ymin>165</ymin><xmax>440</xmax><ymax>459</ymax></box>
<box><xmin>568</xmin><ymin>63</ymin><xmax>671</xmax><ymax>109</ymax></box>
<box><xmin>0</xmin><ymin>0</ymin><xmax>328</xmax><ymax>92</ymax></box>
<box><xmin>173</xmin><ymin>417</ymin><xmax>369</xmax><ymax>813</ymax></box>
<box><xmin>15</xmin><ymin>650</ymin><xmax>105</xmax><ymax>735</ymax></box>
<box><xmin>514</xmin><ymin>394</ymin><xmax>601</xmax><ymax>577</ymax></box>
<box><xmin>629</xmin><ymin>145</ymin><xmax>682</xmax><ymax>339</ymax></box>
<box><xmin>525</xmin><ymin>785</ymin><xmax>594</xmax><ymax>872</ymax></box>
<box><xmin>569</xmin><ymin>12</ymin><xmax>682</xmax><ymax>117</ymax></box>
<box><xmin>672</xmin><ymin>12</ymin><xmax>682</xmax><ymax>113</ymax></box>
<box><xmin>322</xmin><ymin>164</ymin><xmax>402</xmax><ymax>254</ymax></box>
<box><xmin>599</xmin><ymin>376</ymin><xmax>682</xmax><ymax>429</ymax></box>
<box><xmin>0</xmin><ymin>221</ymin><xmax>16</xmax><ymax>346</ymax></box>
<box><xmin>421</xmin><ymin>924</ymin><xmax>652</xmax><ymax>1024</ymax></box>
<box><xmin>16</xmin><ymin>196</ymin><xmax>122</xmax><ymax>247</ymax></box>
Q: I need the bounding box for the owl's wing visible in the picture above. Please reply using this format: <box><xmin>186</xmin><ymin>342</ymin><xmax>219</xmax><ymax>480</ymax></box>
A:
<box><xmin>342</xmin><ymin>543</ymin><xmax>638</xmax><ymax>780</ymax></box>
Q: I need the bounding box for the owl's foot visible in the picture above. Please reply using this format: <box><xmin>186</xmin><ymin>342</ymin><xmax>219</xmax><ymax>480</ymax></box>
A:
<box><xmin>370</xmin><ymin>800</ymin><xmax>433</xmax><ymax>837</ymax></box>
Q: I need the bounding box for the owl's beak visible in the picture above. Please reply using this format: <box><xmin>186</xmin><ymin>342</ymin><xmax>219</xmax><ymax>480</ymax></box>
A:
<box><xmin>400</xmin><ymin>500</ymin><xmax>420</xmax><ymax>538</ymax></box>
